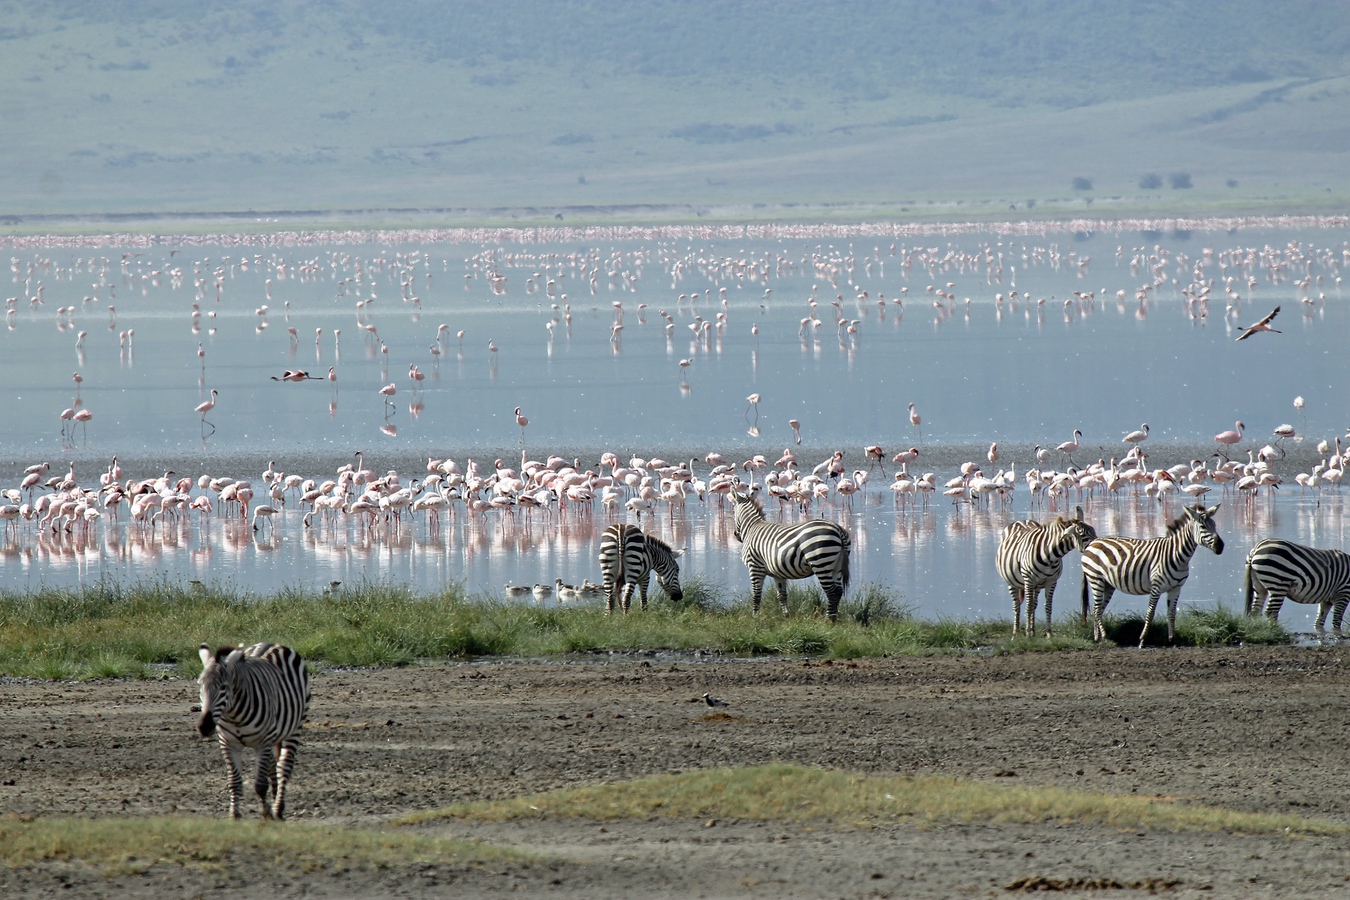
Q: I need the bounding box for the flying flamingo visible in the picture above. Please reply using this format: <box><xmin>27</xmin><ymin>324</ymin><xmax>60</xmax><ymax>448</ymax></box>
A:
<box><xmin>1215</xmin><ymin>421</ymin><xmax>1244</xmax><ymax>458</ymax></box>
<box><xmin>1235</xmin><ymin>306</ymin><xmax>1280</xmax><ymax>341</ymax></box>
<box><xmin>196</xmin><ymin>389</ymin><xmax>218</xmax><ymax>435</ymax></box>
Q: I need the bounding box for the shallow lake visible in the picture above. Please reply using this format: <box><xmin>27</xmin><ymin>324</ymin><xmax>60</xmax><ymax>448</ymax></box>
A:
<box><xmin>3</xmin><ymin>220</ymin><xmax>1348</xmax><ymax>632</ymax></box>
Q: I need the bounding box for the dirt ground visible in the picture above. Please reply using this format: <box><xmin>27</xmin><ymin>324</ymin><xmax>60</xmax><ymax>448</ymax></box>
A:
<box><xmin>2</xmin><ymin>646</ymin><xmax>1349</xmax><ymax>898</ymax></box>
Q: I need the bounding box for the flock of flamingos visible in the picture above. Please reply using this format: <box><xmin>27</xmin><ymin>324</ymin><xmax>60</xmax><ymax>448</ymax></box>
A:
<box><xmin>2</xmin><ymin>215</ymin><xmax>1349</xmax><ymax>622</ymax></box>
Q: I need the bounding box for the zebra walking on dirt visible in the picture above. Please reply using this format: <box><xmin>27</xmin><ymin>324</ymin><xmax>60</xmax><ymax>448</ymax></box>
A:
<box><xmin>730</xmin><ymin>484</ymin><xmax>851</xmax><ymax>620</ymax></box>
<box><xmin>1244</xmin><ymin>538</ymin><xmax>1350</xmax><ymax>636</ymax></box>
<box><xmin>197</xmin><ymin>642</ymin><xmax>311</xmax><ymax>820</ymax></box>
<box><xmin>995</xmin><ymin>506</ymin><xmax>1097</xmax><ymax>637</ymax></box>
<box><xmin>1080</xmin><ymin>504</ymin><xmax>1224</xmax><ymax>647</ymax></box>
<box><xmin>597</xmin><ymin>522</ymin><xmax>684</xmax><ymax>613</ymax></box>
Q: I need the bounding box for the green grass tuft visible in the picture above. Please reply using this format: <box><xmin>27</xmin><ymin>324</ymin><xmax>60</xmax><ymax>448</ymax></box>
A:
<box><xmin>0</xmin><ymin>815</ymin><xmax>528</xmax><ymax>873</ymax></box>
<box><xmin>0</xmin><ymin>581</ymin><xmax>1291</xmax><ymax>679</ymax></box>
<box><xmin>399</xmin><ymin>763</ymin><xmax>1343</xmax><ymax>836</ymax></box>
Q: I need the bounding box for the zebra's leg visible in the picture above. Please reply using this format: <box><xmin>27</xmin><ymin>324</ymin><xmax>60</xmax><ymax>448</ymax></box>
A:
<box><xmin>823</xmin><ymin>580</ymin><xmax>843</xmax><ymax>622</ymax></box>
<box><xmin>638</xmin><ymin>572</ymin><xmax>651</xmax><ymax>611</ymax></box>
<box><xmin>1042</xmin><ymin>582</ymin><xmax>1056</xmax><ymax>637</ymax></box>
<box><xmin>1264</xmin><ymin>593</ymin><xmax>1285</xmax><ymax>622</ymax></box>
<box><xmin>1138</xmin><ymin>585</ymin><xmax>1165</xmax><ymax>648</ymax></box>
<box><xmin>750</xmin><ymin>572</ymin><xmax>764</xmax><ymax>615</ymax></box>
<box><xmin>1009</xmin><ymin>584</ymin><xmax>1023</xmax><ymax>636</ymax></box>
<box><xmin>1332</xmin><ymin>594</ymin><xmax>1350</xmax><ymax>637</ymax></box>
<box><xmin>1091</xmin><ymin>583</ymin><xmax>1114</xmax><ymax>643</ymax></box>
<box><xmin>1164</xmin><ymin>587</ymin><xmax>1184</xmax><ymax>646</ymax></box>
<box><xmin>273</xmin><ymin>740</ymin><xmax>300</xmax><ymax>820</ymax></box>
<box><xmin>620</xmin><ymin>581</ymin><xmax>635</xmax><ymax>613</ymax></box>
<box><xmin>255</xmin><ymin>743</ymin><xmax>277</xmax><ymax>819</ymax></box>
<box><xmin>1025</xmin><ymin>584</ymin><xmax>1041</xmax><ymax>637</ymax></box>
<box><xmin>776</xmin><ymin>578</ymin><xmax>790</xmax><ymax>617</ymax></box>
<box><xmin>1315</xmin><ymin>601</ymin><xmax>1331</xmax><ymax>635</ymax></box>
<box><xmin>221</xmin><ymin>740</ymin><xmax>247</xmax><ymax>820</ymax></box>
<box><xmin>604</xmin><ymin>576</ymin><xmax>617</xmax><ymax>614</ymax></box>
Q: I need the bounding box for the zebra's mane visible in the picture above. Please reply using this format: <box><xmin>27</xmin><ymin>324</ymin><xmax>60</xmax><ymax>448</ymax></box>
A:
<box><xmin>1165</xmin><ymin>506</ymin><xmax>1206</xmax><ymax>534</ymax></box>
<box><xmin>645</xmin><ymin>532</ymin><xmax>676</xmax><ymax>556</ymax></box>
<box><xmin>734</xmin><ymin>491</ymin><xmax>766</xmax><ymax>516</ymax></box>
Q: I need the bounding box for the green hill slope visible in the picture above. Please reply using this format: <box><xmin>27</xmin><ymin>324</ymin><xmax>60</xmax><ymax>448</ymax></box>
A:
<box><xmin>1</xmin><ymin>0</ymin><xmax>1347</xmax><ymax>226</ymax></box>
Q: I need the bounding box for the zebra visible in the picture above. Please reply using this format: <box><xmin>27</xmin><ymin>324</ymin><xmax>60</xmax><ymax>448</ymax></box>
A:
<box><xmin>1243</xmin><ymin>538</ymin><xmax>1350</xmax><ymax>636</ymax></box>
<box><xmin>995</xmin><ymin>506</ymin><xmax>1097</xmax><ymax>637</ymax></box>
<box><xmin>197</xmin><ymin>642</ymin><xmax>311</xmax><ymax>820</ymax></box>
<box><xmin>729</xmin><ymin>484</ymin><xmax>851</xmax><ymax>620</ymax></box>
<box><xmin>597</xmin><ymin>522</ymin><xmax>684</xmax><ymax>613</ymax></box>
<box><xmin>1080</xmin><ymin>503</ymin><xmax>1224</xmax><ymax>647</ymax></box>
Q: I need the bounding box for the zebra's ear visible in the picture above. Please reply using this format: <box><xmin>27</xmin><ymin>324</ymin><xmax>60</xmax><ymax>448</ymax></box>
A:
<box><xmin>672</xmin><ymin>547</ymin><xmax>687</xmax><ymax>558</ymax></box>
<box><xmin>1074</xmin><ymin>505</ymin><xmax>1084</xmax><ymax>521</ymax></box>
<box><xmin>223</xmin><ymin>647</ymin><xmax>245</xmax><ymax>666</ymax></box>
<box><xmin>198</xmin><ymin>644</ymin><xmax>213</xmax><ymax>669</ymax></box>
<box><xmin>1205</xmin><ymin>504</ymin><xmax>1220</xmax><ymax>516</ymax></box>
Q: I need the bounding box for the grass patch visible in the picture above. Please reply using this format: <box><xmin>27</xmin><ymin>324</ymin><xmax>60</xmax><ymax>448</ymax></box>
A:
<box><xmin>1092</xmin><ymin>604</ymin><xmax>1293</xmax><ymax>648</ymax></box>
<box><xmin>0</xmin><ymin>815</ymin><xmax>527</xmax><ymax>874</ymax></box>
<box><xmin>0</xmin><ymin>581</ymin><xmax>1290</xmax><ymax>679</ymax></box>
<box><xmin>399</xmin><ymin>763</ymin><xmax>1343</xmax><ymax>837</ymax></box>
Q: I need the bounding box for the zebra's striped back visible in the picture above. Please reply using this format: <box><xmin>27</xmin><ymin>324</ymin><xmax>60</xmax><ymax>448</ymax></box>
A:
<box><xmin>198</xmin><ymin>642</ymin><xmax>311</xmax><ymax>819</ymax></box>
<box><xmin>1244</xmin><ymin>538</ymin><xmax>1350</xmax><ymax>635</ymax></box>
<box><xmin>730</xmin><ymin>486</ymin><xmax>851</xmax><ymax>620</ymax></box>
<box><xmin>995</xmin><ymin>508</ymin><xmax>1096</xmax><ymax>636</ymax></box>
<box><xmin>597</xmin><ymin>523</ymin><xmax>683</xmax><ymax>613</ymax></box>
<box><xmin>1080</xmin><ymin>503</ymin><xmax>1223</xmax><ymax>646</ymax></box>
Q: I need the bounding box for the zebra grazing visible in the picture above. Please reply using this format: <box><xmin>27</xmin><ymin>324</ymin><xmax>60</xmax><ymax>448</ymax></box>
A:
<box><xmin>1080</xmin><ymin>503</ymin><xmax>1224</xmax><ymax>647</ymax></box>
<box><xmin>1244</xmin><ymin>538</ymin><xmax>1350</xmax><ymax>636</ymax></box>
<box><xmin>197</xmin><ymin>642</ymin><xmax>311</xmax><ymax>820</ymax></box>
<box><xmin>729</xmin><ymin>484</ymin><xmax>851</xmax><ymax>620</ymax></box>
<box><xmin>996</xmin><ymin>506</ymin><xmax>1097</xmax><ymax>637</ymax></box>
<box><xmin>597</xmin><ymin>523</ymin><xmax>684</xmax><ymax>613</ymax></box>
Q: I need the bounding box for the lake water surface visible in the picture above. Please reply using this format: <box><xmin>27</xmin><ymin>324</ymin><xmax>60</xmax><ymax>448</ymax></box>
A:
<box><xmin>3</xmin><ymin>221</ymin><xmax>1348</xmax><ymax>632</ymax></box>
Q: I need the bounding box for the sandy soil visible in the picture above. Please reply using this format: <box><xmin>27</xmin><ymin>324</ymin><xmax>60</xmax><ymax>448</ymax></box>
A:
<box><xmin>2</xmin><ymin>646</ymin><xmax>1349</xmax><ymax>898</ymax></box>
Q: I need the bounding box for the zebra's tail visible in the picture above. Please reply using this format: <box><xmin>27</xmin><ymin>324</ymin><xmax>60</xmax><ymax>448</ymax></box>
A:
<box><xmin>1241</xmin><ymin>558</ymin><xmax>1254</xmax><ymax>616</ymax></box>
<box><xmin>838</xmin><ymin>528</ymin><xmax>852</xmax><ymax>595</ymax></box>
<box><xmin>1080</xmin><ymin>571</ymin><xmax>1089</xmax><ymax>625</ymax></box>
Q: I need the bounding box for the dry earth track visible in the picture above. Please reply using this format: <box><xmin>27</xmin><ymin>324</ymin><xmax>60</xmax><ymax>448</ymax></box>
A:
<box><xmin>1</xmin><ymin>646</ymin><xmax>1348</xmax><ymax>897</ymax></box>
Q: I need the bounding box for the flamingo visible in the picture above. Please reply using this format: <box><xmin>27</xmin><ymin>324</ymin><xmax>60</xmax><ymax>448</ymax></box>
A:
<box><xmin>1215</xmin><ymin>421</ymin><xmax>1245</xmax><ymax>458</ymax></box>
<box><xmin>1235</xmin><ymin>305</ymin><xmax>1280</xmax><ymax>341</ymax></box>
<box><xmin>1123</xmin><ymin>423</ymin><xmax>1149</xmax><ymax>445</ymax></box>
<box><xmin>908</xmin><ymin>402</ymin><xmax>922</xmax><ymax>444</ymax></box>
<box><xmin>196</xmin><ymin>389</ymin><xmax>218</xmax><ymax>433</ymax></box>
<box><xmin>515</xmin><ymin>407</ymin><xmax>528</xmax><ymax>443</ymax></box>
<box><xmin>745</xmin><ymin>393</ymin><xmax>761</xmax><ymax>423</ymax></box>
<box><xmin>1056</xmin><ymin>429</ymin><xmax>1082</xmax><ymax>464</ymax></box>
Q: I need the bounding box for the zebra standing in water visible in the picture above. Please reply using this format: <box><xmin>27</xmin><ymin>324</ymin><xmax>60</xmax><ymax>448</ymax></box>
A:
<box><xmin>1080</xmin><ymin>504</ymin><xmax>1224</xmax><ymax>647</ymax></box>
<box><xmin>730</xmin><ymin>484</ymin><xmax>851</xmax><ymax>620</ymax></box>
<box><xmin>197</xmin><ymin>642</ymin><xmax>311</xmax><ymax>820</ymax></box>
<box><xmin>597</xmin><ymin>522</ymin><xmax>684</xmax><ymax>613</ymax></box>
<box><xmin>995</xmin><ymin>506</ymin><xmax>1097</xmax><ymax>637</ymax></box>
<box><xmin>1244</xmin><ymin>538</ymin><xmax>1350</xmax><ymax>636</ymax></box>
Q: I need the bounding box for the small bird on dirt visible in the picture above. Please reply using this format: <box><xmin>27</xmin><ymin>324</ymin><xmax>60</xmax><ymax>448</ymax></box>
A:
<box><xmin>703</xmin><ymin>693</ymin><xmax>728</xmax><ymax>708</ymax></box>
<box><xmin>1235</xmin><ymin>305</ymin><xmax>1281</xmax><ymax>341</ymax></box>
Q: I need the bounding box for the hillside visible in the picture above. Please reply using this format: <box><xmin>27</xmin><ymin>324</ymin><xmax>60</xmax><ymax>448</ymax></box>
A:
<box><xmin>1</xmin><ymin>0</ymin><xmax>1348</xmax><ymax>227</ymax></box>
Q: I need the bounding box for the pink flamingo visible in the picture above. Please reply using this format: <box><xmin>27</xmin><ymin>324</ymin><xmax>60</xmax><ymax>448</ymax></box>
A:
<box><xmin>1215</xmin><ymin>421</ymin><xmax>1244</xmax><ymax>459</ymax></box>
<box><xmin>908</xmin><ymin>402</ymin><xmax>922</xmax><ymax>443</ymax></box>
<box><xmin>515</xmin><ymin>407</ymin><xmax>529</xmax><ymax>443</ymax></box>
<box><xmin>196</xmin><ymin>389</ymin><xmax>218</xmax><ymax>434</ymax></box>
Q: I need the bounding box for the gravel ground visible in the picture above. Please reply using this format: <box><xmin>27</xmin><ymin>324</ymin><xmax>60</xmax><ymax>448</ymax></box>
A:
<box><xmin>2</xmin><ymin>645</ymin><xmax>1348</xmax><ymax>897</ymax></box>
